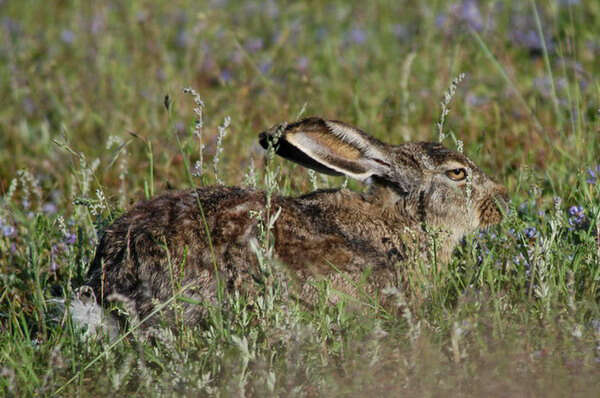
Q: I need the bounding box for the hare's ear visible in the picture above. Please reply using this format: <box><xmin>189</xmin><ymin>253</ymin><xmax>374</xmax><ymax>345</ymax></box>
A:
<box><xmin>259</xmin><ymin>117</ymin><xmax>395</xmax><ymax>181</ymax></box>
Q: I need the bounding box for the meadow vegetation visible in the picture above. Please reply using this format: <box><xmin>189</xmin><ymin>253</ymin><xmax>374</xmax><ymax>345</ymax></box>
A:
<box><xmin>1</xmin><ymin>0</ymin><xmax>599</xmax><ymax>396</ymax></box>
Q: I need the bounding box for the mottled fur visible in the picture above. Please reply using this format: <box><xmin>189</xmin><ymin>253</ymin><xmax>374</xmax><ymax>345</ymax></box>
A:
<box><xmin>88</xmin><ymin>117</ymin><xmax>507</xmax><ymax>324</ymax></box>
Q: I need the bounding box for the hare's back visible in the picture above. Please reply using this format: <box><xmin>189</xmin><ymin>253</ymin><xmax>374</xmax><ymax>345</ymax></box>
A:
<box><xmin>87</xmin><ymin>186</ymin><xmax>266</xmax><ymax>308</ymax></box>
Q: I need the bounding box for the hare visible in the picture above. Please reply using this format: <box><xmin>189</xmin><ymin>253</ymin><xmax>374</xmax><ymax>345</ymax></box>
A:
<box><xmin>87</xmin><ymin>117</ymin><xmax>507</xmax><ymax>325</ymax></box>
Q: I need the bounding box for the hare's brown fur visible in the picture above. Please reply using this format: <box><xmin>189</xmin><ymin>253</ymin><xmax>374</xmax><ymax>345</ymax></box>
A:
<box><xmin>88</xmin><ymin>117</ymin><xmax>507</xmax><ymax>323</ymax></box>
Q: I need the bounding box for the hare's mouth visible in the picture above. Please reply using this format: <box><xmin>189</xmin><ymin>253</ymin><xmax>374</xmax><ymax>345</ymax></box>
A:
<box><xmin>478</xmin><ymin>194</ymin><xmax>508</xmax><ymax>227</ymax></box>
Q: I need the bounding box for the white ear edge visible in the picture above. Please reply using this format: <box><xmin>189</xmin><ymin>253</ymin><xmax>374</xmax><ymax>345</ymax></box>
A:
<box><xmin>324</xmin><ymin>121</ymin><xmax>390</xmax><ymax>163</ymax></box>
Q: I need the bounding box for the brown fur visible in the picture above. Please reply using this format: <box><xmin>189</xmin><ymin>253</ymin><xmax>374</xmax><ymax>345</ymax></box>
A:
<box><xmin>88</xmin><ymin>117</ymin><xmax>507</xmax><ymax>324</ymax></box>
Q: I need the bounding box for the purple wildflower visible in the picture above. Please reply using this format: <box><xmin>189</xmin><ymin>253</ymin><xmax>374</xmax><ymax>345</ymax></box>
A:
<box><xmin>558</xmin><ymin>0</ymin><xmax>580</xmax><ymax>5</ymax></box>
<box><xmin>586</xmin><ymin>165</ymin><xmax>600</xmax><ymax>184</ymax></box>
<box><xmin>259</xmin><ymin>61</ymin><xmax>272</xmax><ymax>74</ymax></box>
<box><xmin>42</xmin><ymin>203</ymin><xmax>57</xmax><ymax>214</ymax></box>
<box><xmin>523</xmin><ymin>227</ymin><xmax>537</xmax><ymax>239</ymax></box>
<box><xmin>451</xmin><ymin>0</ymin><xmax>484</xmax><ymax>31</ymax></box>
<box><xmin>509</xmin><ymin>13</ymin><xmax>555</xmax><ymax>54</ymax></box>
<box><xmin>175</xmin><ymin>30</ymin><xmax>190</xmax><ymax>49</ymax></box>
<box><xmin>174</xmin><ymin>121</ymin><xmax>186</xmax><ymax>134</ymax></box>
<box><xmin>296</xmin><ymin>56</ymin><xmax>309</xmax><ymax>72</ymax></box>
<box><xmin>220</xmin><ymin>69</ymin><xmax>232</xmax><ymax>82</ymax></box>
<box><xmin>568</xmin><ymin>205</ymin><xmax>584</xmax><ymax>217</ymax></box>
<box><xmin>245</xmin><ymin>37</ymin><xmax>264</xmax><ymax>53</ymax></box>
<box><xmin>518</xmin><ymin>202</ymin><xmax>529</xmax><ymax>214</ymax></box>
<box><xmin>348</xmin><ymin>28</ymin><xmax>367</xmax><ymax>45</ymax></box>
<box><xmin>65</xmin><ymin>233</ymin><xmax>77</xmax><ymax>245</ymax></box>
<box><xmin>2</xmin><ymin>225</ymin><xmax>15</xmax><ymax>237</ymax></box>
<box><xmin>230</xmin><ymin>50</ymin><xmax>244</xmax><ymax>65</ymax></box>
<box><xmin>466</xmin><ymin>92</ymin><xmax>489</xmax><ymax>107</ymax></box>
<box><xmin>50</xmin><ymin>244</ymin><xmax>62</xmax><ymax>272</ymax></box>
<box><xmin>435</xmin><ymin>13</ymin><xmax>448</xmax><ymax>29</ymax></box>
<box><xmin>60</xmin><ymin>29</ymin><xmax>76</xmax><ymax>44</ymax></box>
<box><xmin>22</xmin><ymin>97</ymin><xmax>35</xmax><ymax>115</ymax></box>
<box><xmin>91</xmin><ymin>13</ymin><xmax>105</xmax><ymax>35</ymax></box>
<box><xmin>568</xmin><ymin>205</ymin><xmax>587</xmax><ymax>230</ymax></box>
<box><xmin>533</xmin><ymin>76</ymin><xmax>568</xmax><ymax>99</ymax></box>
<box><xmin>513</xmin><ymin>253</ymin><xmax>531</xmax><ymax>275</ymax></box>
<box><xmin>1</xmin><ymin>17</ymin><xmax>22</xmax><ymax>37</ymax></box>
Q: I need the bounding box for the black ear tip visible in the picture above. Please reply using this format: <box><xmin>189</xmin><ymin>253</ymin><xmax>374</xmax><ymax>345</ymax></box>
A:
<box><xmin>258</xmin><ymin>131</ymin><xmax>271</xmax><ymax>150</ymax></box>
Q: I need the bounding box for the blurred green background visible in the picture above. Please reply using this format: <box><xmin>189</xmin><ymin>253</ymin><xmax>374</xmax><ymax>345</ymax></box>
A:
<box><xmin>2</xmin><ymin>0</ymin><xmax>597</xmax><ymax>202</ymax></box>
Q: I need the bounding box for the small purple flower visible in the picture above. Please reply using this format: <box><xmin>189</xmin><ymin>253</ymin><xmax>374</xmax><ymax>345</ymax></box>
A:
<box><xmin>65</xmin><ymin>233</ymin><xmax>77</xmax><ymax>245</ymax></box>
<box><xmin>22</xmin><ymin>97</ymin><xmax>36</xmax><ymax>115</ymax></box>
<box><xmin>510</xmin><ymin>14</ymin><xmax>555</xmax><ymax>54</ymax></box>
<box><xmin>451</xmin><ymin>0</ymin><xmax>484</xmax><ymax>31</ymax></box>
<box><xmin>524</xmin><ymin>227</ymin><xmax>537</xmax><ymax>239</ymax></box>
<box><xmin>245</xmin><ymin>37</ymin><xmax>264</xmax><ymax>53</ymax></box>
<box><xmin>518</xmin><ymin>202</ymin><xmax>529</xmax><ymax>214</ymax></box>
<box><xmin>220</xmin><ymin>69</ymin><xmax>233</xmax><ymax>82</ymax></box>
<box><xmin>466</xmin><ymin>92</ymin><xmax>489</xmax><ymax>107</ymax></box>
<box><xmin>296</xmin><ymin>56</ymin><xmax>309</xmax><ymax>72</ymax></box>
<box><xmin>586</xmin><ymin>40</ymin><xmax>600</xmax><ymax>55</ymax></box>
<box><xmin>174</xmin><ymin>121</ymin><xmax>186</xmax><ymax>134</ymax></box>
<box><xmin>42</xmin><ymin>203</ymin><xmax>57</xmax><ymax>214</ymax></box>
<box><xmin>2</xmin><ymin>17</ymin><xmax>22</xmax><ymax>37</ymax></box>
<box><xmin>175</xmin><ymin>30</ymin><xmax>190</xmax><ymax>49</ymax></box>
<box><xmin>91</xmin><ymin>13</ymin><xmax>105</xmax><ymax>35</ymax></box>
<box><xmin>568</xmin><ymin>216</ymin><xmax>585</xmax><ymax>227</ymax></box>
<box><xmin>60</xmin><ymin>29</ymin><xmax>76</xmax><ymax>44</ymax></box>
<box><xmin>513</xmin><ymin>253</ymin><xmax>531</xmax><ymax>274</ymax></box>
<box><xmin>2</xmin><ymin>225</ymin><xmax>15</xmax><ymax>237</ymax></box>
<box><xmin>586</xmin><ymin>165</ymin><xmax>600</xmax><ymax>184</ymax></box>
<box><xmin>348</xmin><ymin>28</ymin><xmax>367</xmax><ymax>45</ymax></box>
<box><xmin>568</xmin><ymin>205</ymin><xmax>584</xmax><ymax>217</ymax></box>
<box><xmin>50</xmin><ymin>244</ymin><xmax>62</xmax><ymax>272</ymax></box>
<box><xmin>435</xmin><ymin>13</ymin><xmax>448</xmax><ymax>29</ymax></box>
<box><xmin>533</xmin><ymin>76</ymin><xmax>553</xmax><ymax>97</ymax></box>
<box><xmin>259</xmin><ymin>61</ymin><xmax>272</xmax><ymax>74</ymax></box>
<box><xmin>230</xmin><ymin>50</ymin><xmax>244</xmax><ymax>65</ymax></box>
<box><xmin>558</xmin><ymin>0</ymin><xmax>580</xmax><ymax>5</ymax></box>
<box><xmin>568</xmin><ymin>205</ymin><xmax>587</xmax><ymax>230</ymax></box>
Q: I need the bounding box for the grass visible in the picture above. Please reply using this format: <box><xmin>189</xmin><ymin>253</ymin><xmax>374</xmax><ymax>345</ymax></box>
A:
<box><xmin>1</xmin><ymin>0</ymin><xmax>600</xmax><ymax>396</ymax></box>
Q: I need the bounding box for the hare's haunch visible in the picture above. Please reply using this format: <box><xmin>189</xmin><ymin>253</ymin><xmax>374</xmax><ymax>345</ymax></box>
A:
<box><xmin>88</xmin><ymin>117</ymin><xmax>507</xmax><ymax>323</ymax></box>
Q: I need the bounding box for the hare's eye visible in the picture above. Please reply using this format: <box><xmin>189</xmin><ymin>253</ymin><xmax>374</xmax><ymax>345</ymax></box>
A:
<box><xmin>445</xmin><ymin>168</ymin><xmax>467</xmax><ymax>181</ymax></box>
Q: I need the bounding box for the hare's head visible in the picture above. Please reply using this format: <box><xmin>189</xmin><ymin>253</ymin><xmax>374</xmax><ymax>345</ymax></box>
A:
<box><xmin>260</xmin><ymin>117</ymin><xmax>507</xmax><ymax>240</ymax></box>
<box><xmin>389</xmin><ymin>141</ymin><xmax>508</xmax><ymax>236</ymax></box>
